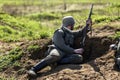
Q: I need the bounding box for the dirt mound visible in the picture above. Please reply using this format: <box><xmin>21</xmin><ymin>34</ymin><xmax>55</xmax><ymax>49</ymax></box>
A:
<box><xmin>38</xmin><ymin>51</ymin><xmax>119</xmax><ymax>80</ymax></box>
<box><xmin>1</xmin><ymin>26</ymin><xmax>120</xmax><ymax>80</ymax></box>
<box><xmin>25</xmin><ymin>26</ymin><xmax>120</xmax><ymax>80</ymax></box>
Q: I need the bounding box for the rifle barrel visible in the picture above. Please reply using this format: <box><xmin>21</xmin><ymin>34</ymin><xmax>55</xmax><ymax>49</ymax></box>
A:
<box><xmin>88</xmin><ymin>4</ymin><xmax>93</xmax><ymax>19</ymax></box>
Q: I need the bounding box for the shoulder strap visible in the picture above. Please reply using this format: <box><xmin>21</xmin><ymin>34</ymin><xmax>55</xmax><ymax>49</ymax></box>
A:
<box><xmin>54</xmin><ymin>29</ymin><xmax>60</xmax><ymax>34</ymax></box>
<box><xmin>54</xmin><ymin>28</ymin><xmax>66</xmax><ymax>39</ymax></box>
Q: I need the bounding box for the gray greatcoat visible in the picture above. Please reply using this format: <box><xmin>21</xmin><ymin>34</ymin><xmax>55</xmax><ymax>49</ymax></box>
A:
<box><xmin>31</xmin><ymin>16</ymin><xmax>89</xmax><ymax>72</ymax></box>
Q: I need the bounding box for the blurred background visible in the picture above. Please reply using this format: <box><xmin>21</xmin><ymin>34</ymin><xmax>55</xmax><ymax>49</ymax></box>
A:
<box><xmin>0</xmin><ymin>0</ymin><xmax>120</xmax><ymax>42</ymax></box>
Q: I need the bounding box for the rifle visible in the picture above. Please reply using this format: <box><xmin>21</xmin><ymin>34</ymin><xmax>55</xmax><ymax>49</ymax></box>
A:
<box><xmin>80</xmin><ymin>4</ymin><xmax>93</xmax><ymax>47</ymax></box>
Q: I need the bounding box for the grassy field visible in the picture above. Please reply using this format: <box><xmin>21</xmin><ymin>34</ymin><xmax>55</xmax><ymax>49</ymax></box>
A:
<box><xmin>0</xmin><ymin>13</ymin><xmax>54</xmax><ymax>42</ymax></box>
<box><xmin>0</xmin><ymin>3</ymin><xmax>120</xmax><ymax>42</ymax></box>
<box><xmin>0</xmin><ymin>12</ymin><xmax>119</xmax><ymax>42</ymax></box>
<box><xmin>0</xmin><ymin>0</ymin><xmax>120</xmax><ymax>4</ymax></box>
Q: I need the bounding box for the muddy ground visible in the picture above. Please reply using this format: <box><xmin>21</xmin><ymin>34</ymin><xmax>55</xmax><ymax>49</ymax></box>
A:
<box><xmin>33</xmin><ymin>26</ymin><xmax>120</xmax><ymax>80</ymax></box>
<box><xmin>1</xmin><ymin>25</ymin><xmax>120</xmax><ymax>80</ymax></box>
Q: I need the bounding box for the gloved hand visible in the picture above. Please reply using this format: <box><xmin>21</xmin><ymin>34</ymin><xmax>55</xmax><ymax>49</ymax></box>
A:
<box><xmin>86</xmin><ymin>18</ymin><xmax>92</xmax><ymax>27</ymax></box>
<box><xmin>74</xmin><ymin>48</ymin><xmax>84</xmax><ymax>54</ymax></box>
<box><xmin>109</xmin><ymin>44</ymin><xmax>117</xmax><ymax>50</ymax></box>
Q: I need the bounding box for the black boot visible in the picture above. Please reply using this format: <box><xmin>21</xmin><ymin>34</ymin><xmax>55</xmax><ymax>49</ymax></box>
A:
<box><xmin>27</xmin><ymin>69</ymin><xmax>37</xmax><ymax>76</ymax></box>
<box><xmin>28</xmin><ymin>60</ymin><xmax>47</xmax><ymax>76</ymax></box>
<box><xmin>32</xmin><ymin>60</ymin><xmax>47</xmax><ymax>72</ymax></box>
<box><xmin>28</xmin><ymin>55</ymin><xmax>59</xmax><ymax>76</ymax></box>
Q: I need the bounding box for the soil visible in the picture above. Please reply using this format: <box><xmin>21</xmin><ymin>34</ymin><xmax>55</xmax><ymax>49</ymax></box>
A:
<box><xmin>1</xmin><ymin>25</ymin><xmax>120</xmax><ymax>80</ymax></box>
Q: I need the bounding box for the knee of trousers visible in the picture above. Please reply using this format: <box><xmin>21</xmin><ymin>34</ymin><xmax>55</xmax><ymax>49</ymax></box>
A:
<box><xmin>49</xmin><ymin>49</ymin><xmax>61</xmax><ymax>55</ymax></box>
<box><xmin>49</xmin><ymin>49</ymin><xmax>63</xmax><ymax>59</ymax></box>
<box><xmin>72</xmin><ymin>54</ymin><xmax>83</xmax><ymax>63</ymax></box>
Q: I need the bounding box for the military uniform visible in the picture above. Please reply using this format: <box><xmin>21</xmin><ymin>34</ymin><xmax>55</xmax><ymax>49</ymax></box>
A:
<box><xmin>110</xmin><ymin>39</ymin><xmax>120</xmax><ymax>69</ymax></box>
<box><xmin>115</xmin><ymin>39</ymin><xmax>120</xmax><ymax>68</ymax></box>
<box><xmin>28</xmin><ymin>16</ymin><xmax>89</xmax><ymax>76</ymax></box>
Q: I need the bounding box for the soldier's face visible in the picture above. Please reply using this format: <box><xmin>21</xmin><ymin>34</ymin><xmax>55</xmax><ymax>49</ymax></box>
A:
<box><xmin>67</xmin><ymin>25</ymin><xmax>74</xmax><ymax>30</ymax></box>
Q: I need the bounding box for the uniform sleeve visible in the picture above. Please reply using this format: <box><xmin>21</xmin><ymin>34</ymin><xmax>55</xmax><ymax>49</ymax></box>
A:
<box><xmin>53</xmin><ymin>30</ymin><xmax>74</xmax><ymax>54</ymax></box>
<box><xmin>72</xmin><ymin>30</ymin><xmax>82</xmax><ymax>37</ymax></box>
<box><xmin>72</xmin><ymin>26</ymin><xmax>90</xmax><ymax>37</ymax></box>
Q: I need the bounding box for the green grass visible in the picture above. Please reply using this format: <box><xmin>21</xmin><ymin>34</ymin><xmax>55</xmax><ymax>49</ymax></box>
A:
<box><xmin>27</xmin><ymin>12</ymin><xmax>60</xmax><ymax>21</ymax></box>
<box><xmin>0</xmin><ymin>44</ymin><xmax>43</xmax><ymax>72</ymax></box>
<box><xmin>27</xmin><ymin>44</ymin><xmax>40</xmax><ymax>53</ymax></box>
<box><xmin>114</xmin><ymin>32</ymin><xmax>120</xmax><ymax>39</ymax></box>
<box><xmin>0</xmin><ymin>43</ymin><xmax>45</xmax><ymax>71</ymax></box>
<box><xmin>0</xmin><ymin>0</ymin><xmax>120</xmax><ymax>5</ymax></box>
<box><xmin>0</xmin><ymin>13</ymin><xmax>54</xmax><ymax>42</ymax></box>
<box><xmin>0</xmin><ymin>47</ymin><xmax>22</xmax><ymax>71</ymax></box>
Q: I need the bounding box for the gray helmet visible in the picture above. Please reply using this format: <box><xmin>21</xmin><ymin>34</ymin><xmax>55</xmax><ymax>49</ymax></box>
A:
<box><xmin>62</xmin><ymin>16</ymin><xmax>75</xmax><ymax>27</ymax></box>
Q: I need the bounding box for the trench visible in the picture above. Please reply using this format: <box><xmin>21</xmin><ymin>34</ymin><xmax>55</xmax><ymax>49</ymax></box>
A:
<box><xmin>27</xmin><ymin>36</ymin><xmax>115</xmax><ymax>80</ymax></box>
<box><xmin>74</xmin><ymin>36</ymin><xmax>114</xmax><ymax>63</ymax></box>
<box><xmin>29</xmin><ymin>36</ymin><xmax>114</xmax><ymax>63</ymax></box>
